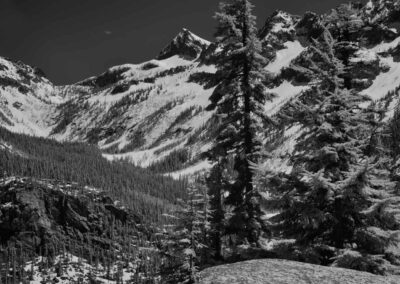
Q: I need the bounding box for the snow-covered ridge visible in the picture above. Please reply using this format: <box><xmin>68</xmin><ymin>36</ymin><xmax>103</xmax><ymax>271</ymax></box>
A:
<box><xmin>260</xmin><ymin>10</ymin><xmax>298</xmax><ymax>39</ymax></box>
<box><xmin>364</xmin><ymin>0</ymin><xmax>400</xmax><ymax>24</ymax></box>
<box><xmin>157</xmin><ymin>28</ymin><xmax>211</xmax><ymax>60</ymax></box>
<box><xmin>2</xmin><ymin>1</ymin><xmax>400</xmax><ymax>178</ymax></box>
<box><xmin>178</xmin><ymin>28</ymin><xmax>211</xmax><ymax>46</ymax></box>
<box><xmin>0</xmin><ymin>56</ymin><xmax>63</xmax><ymax>136</ymax></box>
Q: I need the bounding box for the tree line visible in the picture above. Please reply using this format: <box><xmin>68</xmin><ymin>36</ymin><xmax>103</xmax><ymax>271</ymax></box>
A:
<box><xmin>0</xmin><ymin>126</ymin><xmax>187</xmax><ymax>224</ymax></box>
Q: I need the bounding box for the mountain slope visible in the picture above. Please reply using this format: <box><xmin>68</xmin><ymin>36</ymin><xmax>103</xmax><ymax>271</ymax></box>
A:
<box><xmin>53</xmin><ymin>54</ymin><xmax>217</xmax><ymax>169</ymax></box>
<box><xmin>0</xmin><ymin>126</ymin><xmax>186</xmax><ymax>223</ymax></box>
<box><xmin>0</xmin><ymin>177</ymin><xmax>162</xmax><ymax>283</ymax></box>
<box><xmin>1</xmin><ymin>1</ymin><xmax>400</xmax><ymax>179</ymax></box>
<box><xmin>157</xmin><ymin>28</ymin><xmax>211</xmax><ymax>60</ymax></box>
<box><xmin>0</xmin><ymin>57</ymin><xmax>60</xmax><ymax>136</ymax></box>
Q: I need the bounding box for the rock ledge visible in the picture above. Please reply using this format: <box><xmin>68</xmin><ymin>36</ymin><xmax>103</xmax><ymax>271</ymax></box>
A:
<box><xmin>199</xmin><ymin>259</ymin><xmax>400</xmax><ymax>284</ymax></box>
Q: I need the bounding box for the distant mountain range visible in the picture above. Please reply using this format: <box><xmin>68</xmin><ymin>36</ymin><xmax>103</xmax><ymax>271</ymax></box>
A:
<box><xmin>0</xmin><ymin>0</ymin><xmax>400</xmax><ymax>180</ymax></box>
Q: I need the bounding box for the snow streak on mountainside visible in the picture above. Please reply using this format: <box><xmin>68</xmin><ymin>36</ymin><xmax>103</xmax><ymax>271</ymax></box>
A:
<box><xmin>66</xmin><ymin>55</ymin><xmax>216</xmax><ymax>167</ymax></box>
<box><xmin>0</xmin><ymin>57</ymin><xmax>58</xmax><ymax>136</ymax></box>
<box><xmin>1</xmin><ymin>0</ymin><xmax>400</xmax><ymax>178</ymax></box>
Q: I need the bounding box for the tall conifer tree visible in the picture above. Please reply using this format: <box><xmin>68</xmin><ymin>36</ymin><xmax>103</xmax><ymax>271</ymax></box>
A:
<box><xmin>269</xmin><ymin>28</ymin><xmax>371</xmax><ymax>246</ymax></box>
<box><xmin>266</xmin><ymin>28</ymin><xmax>400</xmax><ymax>273</ymax></box>
<box><xmin>208</xmin><ymin>0</ymin><xmax>270</xmax><ymax>246</ymax></box>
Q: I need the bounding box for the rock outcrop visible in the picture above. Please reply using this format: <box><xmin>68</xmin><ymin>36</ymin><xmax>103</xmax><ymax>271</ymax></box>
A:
<box><xmin>157</xmin><ymin>28</ymin><xmax>211</xmax><ymax>60</ymax></box>
<box><xmin>198</xmin><ymin>259</ymin><xmax>400</xmax><ymax>284</ymax></box>
<box><xmin>0</xmin><ymin>177</ymin><xmax>143</xmax><ymax>256</ymax></box>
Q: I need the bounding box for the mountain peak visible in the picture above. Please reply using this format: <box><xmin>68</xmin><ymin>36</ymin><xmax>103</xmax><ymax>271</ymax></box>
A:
<box><xmin>259</xmin><ymin>10</ymin><xmax>298</xmax><ymax>40</ymax></box>
<box><xmin>157</xmin><ymin>28</ymin><xmax>211</xmax><ymax>60</ymax></box>
<box><xmin>363</xmin><ymin>0</ymin><xmax>400</xmax><ymax>24</ymax></box>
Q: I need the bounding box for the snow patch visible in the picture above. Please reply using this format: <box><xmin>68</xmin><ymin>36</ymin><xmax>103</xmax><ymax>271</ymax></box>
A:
<box><xmin>383</xmin><ymin>98</ymin><xmax>398</xmax><ymax>122</ymax></box>
<box><xmin>265</xmin><ymin>41</ymin><xmax>305</xmax><ymax>74</ymax></box>
<box><xmin>371</xmin><ymin>36</ymin><xmax>400</xmax><ymax>53</ymax></box>
<box><xmin>166</xmin><ymin>160</ymin><xmax>213</xmax><ymax>179</ymax></box>
<box><xmin>265</xmin><ymin>81</ymin><xmax>309</xmax><ymax>116</ymax></box>
<box><xmin>24</xmin><ymin>253</ymin><xmax>139</xmax><ymax>284</ymax></box>
<box><xmin>180</xmin><ymin>28</ymin><xmax>211</xmax><ymax>47</ymax></box>
<box><xmin>361</xmin><ymin>56</ymin><xmax>400</xmax><ymax>100</ymax></box>
<box><xmin>261</xmin><ymin>124</ymin><xmax>303</xmax><ymax>175</ymax></box>
<box><xmin>103</xmin><ymin>138</ymin><xmax>187</xmax><ymax>167</ymax></box>
<box><xmin>350</xmin><ymin>49</ymin><xmax>378</xmax><ymax>63</ymax></box>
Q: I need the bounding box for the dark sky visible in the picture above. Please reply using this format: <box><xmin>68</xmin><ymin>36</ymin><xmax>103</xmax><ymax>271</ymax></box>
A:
<box><xmin>0</xmin><ymin>0</ymin><xmax>366</xmax><ymax>85</ymax></box>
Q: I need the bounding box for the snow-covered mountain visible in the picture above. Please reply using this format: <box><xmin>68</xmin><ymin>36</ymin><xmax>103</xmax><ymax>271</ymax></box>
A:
<box><xmin>0</xmin><ymin>29</ymin><xmax>218</xmax><ymax>173</ymax></box>
<box><xmin>0</xmin><ymin>57</ymin><xmax>59</xmax><ymax>136</ymax></box>
<box><xmin>1</xmin><ymin>0</ymin><xmax>400</xmax><ymax>178</ymax></box>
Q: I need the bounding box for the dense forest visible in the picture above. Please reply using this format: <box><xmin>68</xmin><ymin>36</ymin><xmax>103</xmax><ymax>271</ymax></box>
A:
<box><xmin>0</xmin><ymin>127</ymin><xmax>191</xmax><ymax>282</ymax></box>
<box><xmin>0</xmin><ymin>177</ymin><xmax>168</xmax><ymax>283</ymax></box>
<box><xmin>0</xmin><ymin>126</ymin><xmax>187</xmax><ymax>223</ymax></box>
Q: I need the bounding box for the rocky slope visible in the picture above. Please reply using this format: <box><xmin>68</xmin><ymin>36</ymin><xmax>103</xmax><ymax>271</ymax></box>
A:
<box><xmin>0</xmin><ymin>177</ymin><xmax>144</xmax><ymax>254</ymax></box>
<box><xmin>0</xmin><ymin>177</ymin><xmax>161</xmax><ymax>283</ymax></box>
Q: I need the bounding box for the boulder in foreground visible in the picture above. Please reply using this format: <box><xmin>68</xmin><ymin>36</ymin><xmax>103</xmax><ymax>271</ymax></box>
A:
<box><xmin>198</xmin><ymin>259</ymin><xmax>400</xmax><ymax>284</ymax></box>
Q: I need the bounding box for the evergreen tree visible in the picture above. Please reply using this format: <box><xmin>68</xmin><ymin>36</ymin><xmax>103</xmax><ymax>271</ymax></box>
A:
<box><xmin>206</xmin><ymin>164</ymin><xmax>227</xmax><ymax>260</ymax></box>
<box><xmin>0</xmin><ymin>126</ymin><xmax>187</xmax><ymax>225</ymax></box>
<box><xmin>208</xmin><ymin>0</ymin><xmax>271</xmax><ymax>246</ymax></box>
<box><xmin>268</xmin><ymin>29</ymin><xmax>354</xmax><ymax>243</ymax></box>
<box><xmin>162</xmin><ymin>182</ymin><xmax>209</xmax><ymax>283</ymax></box>
<box><xmin>325</xmin><ymin>3</ymin><xmax>364</xmax><ymax>89</ymax></box>
<box><xmin>266</xmin><ymin>28</ymin><xmax>400</xmax><ymax>273</ymax></box>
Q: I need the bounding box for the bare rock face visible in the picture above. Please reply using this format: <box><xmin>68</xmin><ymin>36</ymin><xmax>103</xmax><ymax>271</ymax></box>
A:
<box><xmin>157</xmin><ymin>28</ymin><xmax>210</xmax><ymax>60</ymax></box>
<box><xmin>198</xmin><ymin>259</ymin><xmax>400</xmax><ymax>284</ymax></box>
<box><xmin>392</xmin><ymin>44</ymin><xmax>400</xmax><ymax>62</ymax></box>
<box><xmin>0</xmin><ymin>177</ymin><xmax>142</xmax><ymax>254</ymax></box>
<box><xmin>349</xmin><ymin>56</ymin><xmax>381</xmax><ymax>90</ymax></box>
<box><xmin>294</xmin><ymin>12</ymin><xmax>324</xmax><ymax>45</ymax></box>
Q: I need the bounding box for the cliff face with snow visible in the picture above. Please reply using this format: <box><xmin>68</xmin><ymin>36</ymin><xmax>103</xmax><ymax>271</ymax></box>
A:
<box><xmin>1</xmin><ymin>0</ymin><xmax>400</xmax><ymax>176</ymax></box>
<box><xmin>0</xmin><ymin>57</ymin><xmax>59</xmax><ymax>136</ymax></box>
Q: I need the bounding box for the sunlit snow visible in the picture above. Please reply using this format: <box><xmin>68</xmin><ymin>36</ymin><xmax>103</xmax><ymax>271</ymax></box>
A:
<box><xmin>265</xmin><ymin>81</ymin><xmax>309</xmax><ymax>116</ymax></box>
<box><xmin>265</xmin><ymin>41</ymin><xmax>305</xmax><ymax>74</ymax></box>
<box><xmin>361</xmin><ymin>56</ymin><xmax>400</xmax><ymax>101</ymax></box>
